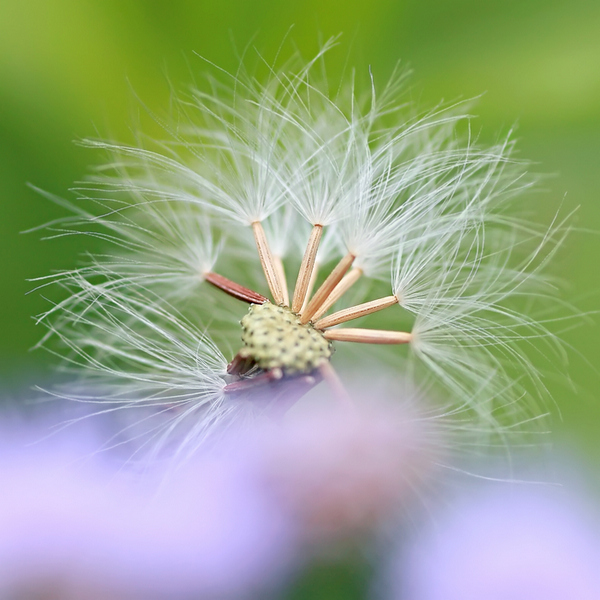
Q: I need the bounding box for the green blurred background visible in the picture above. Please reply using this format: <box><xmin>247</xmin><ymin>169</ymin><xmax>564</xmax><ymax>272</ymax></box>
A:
<box><xmin>1</xmin><ymin>0</ymin><xmax>598</xmax><ymax>467</ymax></box>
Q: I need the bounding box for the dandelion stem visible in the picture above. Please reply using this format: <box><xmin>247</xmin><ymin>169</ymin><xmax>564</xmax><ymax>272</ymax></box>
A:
<box><xmin>319</xmin><ymin>361</ymin><xmax>354</xmax><ymax>409</ymax></box>
<box><xmin>270</xmin><ymin>374</ymin><xmax>321</xmax><ymax>420</ymax></box>
<box><xmin>274</xmin><ymin>256</ymin><xmax>289</xmax><ymax>306</ymax></box>
<box><xmin>204</xmin><ymin>272</ymin><xmax>268</xmax><ymax>304</ymax></box>
<box><xmin>252</xmin><ymin>221</ymin><xmax>285</xmax><ymax>305</ymax></box>
<box><xmin>311</xmin><ymin>267</ymin><xmax>363</xmax><ymax>321</ymax></box>
<box><xmin>315</xmin><ymin>295</ymin><xmax>398</xmax><ymax>329</ymax></box>
<box><xmin>324</xmin><ymin>328</ymin><xmax>412</xmax><ymax>344</ymax></box>
<box><xmin>292</xmin><ymin>224</ymin><xmax>323</xmax><ymax>313</ymax></box>
<box><xmin>300</xmin><ymin>253</ymin><xmax>355</xmax><ymax>323</ymax></box>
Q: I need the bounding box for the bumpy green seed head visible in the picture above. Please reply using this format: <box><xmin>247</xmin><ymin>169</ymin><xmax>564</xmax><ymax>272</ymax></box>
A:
<box><xmin>240</xmin><ymin>302</ymin><xmax>333</xmax><ymax>374</ymax></box>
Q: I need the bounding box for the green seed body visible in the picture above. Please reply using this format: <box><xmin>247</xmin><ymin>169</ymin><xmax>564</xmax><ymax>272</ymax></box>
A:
<box><xmin>240</xmin><ymin>302</ymin><xmax>333</xmax><ymax>374</ymax></box>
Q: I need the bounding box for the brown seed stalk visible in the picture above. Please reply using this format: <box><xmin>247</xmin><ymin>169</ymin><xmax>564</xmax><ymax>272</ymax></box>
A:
<box><xmin>311</xmin><ymin>267</ymin><xmax>363</xmax><ymax>322</ymax></box>
<box><xmin>324</xmin><ymin>328</ymin><xmax>412</xmax><ymax>344</ymax></box>
<box><xmin>274</xmin><ymin>256</ymin><xmax>290</xmax><ymax>306</ymax></box>
<box><xmin>226</xmin><ymin>350</ymin><xmax>254</xmax><ymax>376</ymax></box>
<box><xmin>300</xmin><ymin>252</ymin><xmax>355</xmax><ymax>324</ymax></box>
<box><xmin>204</xmin><ymin>272</ymin><xmax>268</xmax><ymax>304</ymax></box>
<box><xmin>224</xmin><ymin>368</ymin><xmax>283</xmax><ymax>394</ymax></box>
<box><xmin>292</xmin><ymin>224</ymin><xmax>323</xmax><ymax>313</ymax></box>
<box><xmin>301</xmin><ymin>262</ymin><xmax>320</xmax><ymax>314</ymax></box>
<box><xmin>314</xmin><ymin>295</ymin><xmax>399</xmax><ymax>330</ymax></box>
<box><xmin>252</xmin><ymin>221</ymin><xmax>285</xmax><ymax>305</ymax></box>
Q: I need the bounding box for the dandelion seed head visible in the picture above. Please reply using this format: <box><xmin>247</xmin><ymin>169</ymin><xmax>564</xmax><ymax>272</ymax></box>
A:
<box><xmin>240</xmin><ymin>302</ymin><xmax>333</xmax><ymax>374</ymax></box>
<box><xmin>34</xmin><ymin>39</ymin><xmax>572</xmax><ymax>458</ymax></box>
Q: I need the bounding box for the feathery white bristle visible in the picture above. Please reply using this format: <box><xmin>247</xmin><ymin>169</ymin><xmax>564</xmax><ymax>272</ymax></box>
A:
<box><xmin>37</xmin><ymin>278</ymin><xmax>233</xmax><ymax>457</ymax></box>
<box><xmin>393</xmin><ymin>199</ymin><xmax>571</xmax><ymax>430</ymax></box>
<box><xmin>30</xmin><ymin>190</ymin><xmax>228</xmax><ymax>307</ymax></box>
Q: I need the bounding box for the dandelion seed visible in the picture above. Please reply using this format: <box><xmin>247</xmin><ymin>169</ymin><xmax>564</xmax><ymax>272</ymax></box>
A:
<box><xmin>35</xmin><ymin>40</ymin><xmax>569</xmax><ymax>456</ymax></box>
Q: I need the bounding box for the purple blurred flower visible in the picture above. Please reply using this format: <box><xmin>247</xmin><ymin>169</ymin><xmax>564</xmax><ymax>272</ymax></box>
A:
<box><xmin>0</xmin><ymin>423</ymin><xmax>293</xmax><ymax>599</ymax></box>
<box><xmin>0</xmin><ymin>381</ymin><xmax>443</xmax><ymax>597</ymax></box>
<box><xmin>229</xmin><ymin>391</ymin><xmax>442</xmax><ymax>549</ymax></box>
<box><xmin>396</xmin><ymin>485</ymin><xmax>600</xmax><ymax>600</ymax></box>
